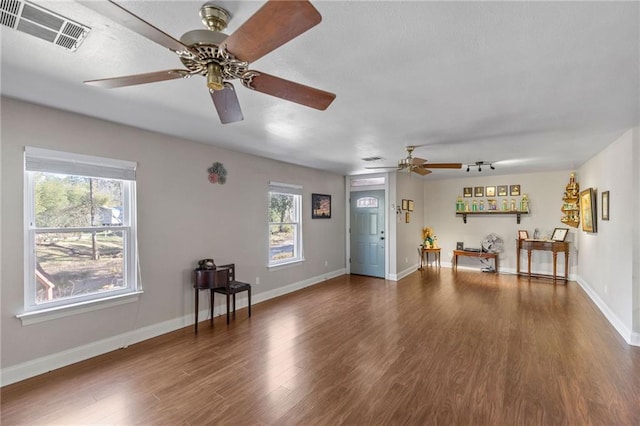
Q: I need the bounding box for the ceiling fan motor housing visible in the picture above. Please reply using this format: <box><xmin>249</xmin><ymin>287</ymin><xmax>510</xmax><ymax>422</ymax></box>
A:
<box><xmin>179</xmin><ymin>29</ymin><xmax>252</xmax><ymax>87</ymax></box>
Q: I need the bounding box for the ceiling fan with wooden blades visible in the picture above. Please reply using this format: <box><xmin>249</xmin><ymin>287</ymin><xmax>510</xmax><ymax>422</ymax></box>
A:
<box><xmin>80</xmin><ymin>0</ymin><xmax>336</xmax><ymax>124</ymax></box>
<box><xmin>365</xmin><ymin>146</ymin><xmax>463</xmax><ymax>176</ymax></box>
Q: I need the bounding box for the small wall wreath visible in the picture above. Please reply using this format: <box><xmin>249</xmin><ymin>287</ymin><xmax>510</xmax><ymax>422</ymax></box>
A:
<box><xmin>207</xmin><ymin>162</ymin><xmax>227</xmax><ymax>184</ymax></box>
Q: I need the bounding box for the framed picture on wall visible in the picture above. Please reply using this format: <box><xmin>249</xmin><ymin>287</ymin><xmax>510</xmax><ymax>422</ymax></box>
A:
<box><xmin>311</xmin><ymin>193</ymin><xmax>331</xmax><ymax>219</ymax></box>
<box><xmin>463</xmin><ymin>187</ymin><xmax>472</xmax><ymax>198</ymax></box>
<box><xmin>474</xmin><ymin>186</ymin><xmax>484</xmax><ymax>197</ymax></box>
<box><xmin>402</xmin><ymin>199</ymin><xmax>409</xmax><ymax>210</ymax></box>
<box><xmin>580</xmin><ymin>188</ymin><xmax>597</xmax><ymax>232</ymax></box>
<box><xmin>497</xmin><ymin>185</ymin><xmax>508</xmax><ymax>196</ymax></box>
<box><xmin>405</xmin><ymin>212</ymin><xmax>411</xmax><ymax>223</ymax></box>
<box><xmin>486</xmin><ymin>186</ymin><xmax>496</xmax><ymax>197</ymax></box>
<box><xmin>407</xmin><ymin>200</ymin><xmax>414</xmax><ymax>211</ymax></box>
<box><xmin>510</xmin><ymin>185</ymin><xmax>521</xmax><ymax>196</ymax></box>
<box><xmin>602</xmin><ymin>191</ymin><xmax>610</xmax><ymax>221</ymax></box>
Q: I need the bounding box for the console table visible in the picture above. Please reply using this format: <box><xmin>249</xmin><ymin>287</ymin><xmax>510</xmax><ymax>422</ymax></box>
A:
<box><xmin>516</xmin><ymin>239</ymin><xmax>569</xmax><ymax>282</ymax></box>
<box><xmin>453</xmin><ymin>250</ymin><xmax>498</xmax><ymax>273</ymax></box>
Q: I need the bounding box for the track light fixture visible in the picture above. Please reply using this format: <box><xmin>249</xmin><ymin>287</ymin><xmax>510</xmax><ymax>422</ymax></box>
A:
<box><xmin>466</xmin><ymin>161</ymin><xmax>494</xmax><ymax>172</ymax></box>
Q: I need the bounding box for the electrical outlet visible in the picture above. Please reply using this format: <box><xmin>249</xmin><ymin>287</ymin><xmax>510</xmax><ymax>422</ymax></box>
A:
<box><xmin>255</xmin><ymin>277</ymin><xmax>260</xmax><ymax>285</ymax></box>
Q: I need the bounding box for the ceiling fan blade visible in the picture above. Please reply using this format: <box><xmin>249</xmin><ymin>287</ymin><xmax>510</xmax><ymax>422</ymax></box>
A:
<box><xmin>79</xmin><ymin>1</ymin><xmax>192</xmax><ymax>54</ymax></box>
<box><xmin>409</xmin><ymin>157</ymin><xmax>427</xmax><ymax>165</ymax></box>
<box><xmin>223</xmin><ymin>0</ymin><xmax>322</xmax><ymax>63</ymax></box>
<box><xmin>420</xmin><ymin>163</ymin><xmax>463</xmax><ymax>169</ymax></box>
<box><xmin>210</xmin><ymin>83</ymin><xmax>244</xmax><ymax>124</ymax></box>
<box><xmin>365</xmin><ymin>166</ymin><xmax>400</xmax><ymax>169</ymax></box>
<box><xmin>248</xmin><ymin>72</ymin><xmax>335</xmax><ymax>110</ymax></box>
<box><xmin>413</xmin><ymin>167</ymin><xmax>432</xmax><ymax>176</ymax></box>
<box><xmin>84</xmin><ymin>69</ymin><xmax>190</xmax><ymax>88</ymax></box>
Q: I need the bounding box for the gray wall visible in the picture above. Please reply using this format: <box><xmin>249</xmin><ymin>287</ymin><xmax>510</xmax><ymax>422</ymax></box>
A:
<box><xmin>577</xmin><ymin>128</ymin><xmax>638</xmax><ymax>340</ymax></box>
<box><xmin>1</xmin><ymin>98</ymin><xmax>346</xmax><ymax>378</ymax></box>
<box><xmin>395</xmin><ymin>172</ymin><xmax>426</xmax><ymax>277</ymax></box>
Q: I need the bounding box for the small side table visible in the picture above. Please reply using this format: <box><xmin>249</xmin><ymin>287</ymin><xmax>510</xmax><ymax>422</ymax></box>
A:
<box><xmin>419</xmin><ymin>247</ymin><xmax>441</xmax><ymax>270</ymax></box>
<box><xmin>192</xmin><ymin>267</ymin><xmax>230</xmax><ymax>333</ymax></box>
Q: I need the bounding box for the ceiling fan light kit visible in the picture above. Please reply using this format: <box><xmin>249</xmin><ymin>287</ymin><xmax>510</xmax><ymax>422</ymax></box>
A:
<box><xmin>467</xmin><ymin>161</ymin><xmax>495</xmax><ymax>172</ymax></box>
<box><xmin>80</xmin><ymin>0</ymin><xmax>336</xmax><ymax>124</ymax></box>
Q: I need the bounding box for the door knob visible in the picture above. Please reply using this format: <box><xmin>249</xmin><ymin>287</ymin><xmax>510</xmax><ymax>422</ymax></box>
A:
<box><xmin>380</xmin><ymin>237</ymin><xmax>385</xmax><ymax>240</ymax></box>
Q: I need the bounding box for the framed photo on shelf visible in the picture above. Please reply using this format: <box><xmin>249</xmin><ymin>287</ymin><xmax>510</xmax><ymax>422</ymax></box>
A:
<box><xmin>474</xmin><ymin>186</ymin><xmax>484</xmax><ymax>197</ymax></box>
<box><xmin>402</xmin><ymin>199</ymin><xmax>409</xmax><ymax>210</ymax></box>
<box><xmin>486</xmin><ymin>186</ymin><xmax>496</xmax><ymax>197</ymax></box>
<box><xmin>510</xmin><ymin>185</ymin><xmax>521</xmax><ymax>196</ymax></box>
<box><xmin>518</xmin><ymin>230</ymin><xmax>529</xmax><ymax>240</ymax></box>
<box><xmin>602</xmin><ymin>191</ymin><xmax>610</xmax><ymax>221</ymax></box>
<box><xmin>551</xmin><ymin>227</ymin><xmax>569</xmax><ymax>242</ymax></box>
<box><xmin>580</xmin><ymin>188</ymin><xmax>597</xmax><ymax>233</ymax></box>
<box><xmin>456</xmin><ymin>242</ymin><xmax>464</xmax><ymax>250</ymax></box>
<box><xmin>311</xmin><ymin>193</ymin><xmax>331</xmax><ymax>219</ymax></box>
<box><xmin>463</xmin><ymin>187</ymin><xmax>472</xmax><ymax>198</ymax></box>
<box><xmin>497</xmin><ymin>185</ymin><xmax>508</xmax><ymax>196</ymax></box>
<box><xmin>407</xmin><ymin>200</ymin><xmax>414</xmax><ymax>212</ymax></box>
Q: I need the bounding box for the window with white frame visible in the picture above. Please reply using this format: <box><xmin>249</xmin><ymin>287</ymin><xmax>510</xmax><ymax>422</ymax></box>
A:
<box><xmin>268</xmin><ymin>182</ymin><xmax>303</xmax><ymax>266</ymax></box>
<box><xmin>23</xmin><ymin>147</ymin><xmax>138</xmax><ymax>313</ymax></box>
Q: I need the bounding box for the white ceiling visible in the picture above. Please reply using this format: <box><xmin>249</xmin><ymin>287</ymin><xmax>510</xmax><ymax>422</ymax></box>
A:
<box><xmin>2</xmin><ymin>1</ymin><xmax>638</xmax><ymax>178</ymax></box>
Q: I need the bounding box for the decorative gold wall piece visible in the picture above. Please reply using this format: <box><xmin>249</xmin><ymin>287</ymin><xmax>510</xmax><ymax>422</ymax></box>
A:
<box><xmin>561</xmin><ymin>172</ymin><xmax>580</xmax><ymax>228</ymax></box>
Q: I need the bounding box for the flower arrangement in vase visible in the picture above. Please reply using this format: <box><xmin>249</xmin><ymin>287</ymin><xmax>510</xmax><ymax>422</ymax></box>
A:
<box><xmin>422</xmin><ymin>226</ymin><xmax>438</xmax><ymax>248</ymax></box>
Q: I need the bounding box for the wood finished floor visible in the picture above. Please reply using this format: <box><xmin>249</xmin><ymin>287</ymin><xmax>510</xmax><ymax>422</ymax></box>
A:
<box><xmin>2</xmin><ymin>268</ymin><xmax>640</xmax><ymax>425</ymax></box>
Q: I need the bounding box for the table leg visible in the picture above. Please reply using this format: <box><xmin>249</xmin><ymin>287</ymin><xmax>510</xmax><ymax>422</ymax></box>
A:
<box><xmin>553</xmin><ymin>252</ymin><xmax>558</xmax><ymax>281</ymax></box>
<box><xmin>495</xmin><ymin>255</ymin><xmax>498</xmax><ymax>273</ymax></box>
<box><xmin>210</xmin><ymin>289</ymin><xmax>214</xmax><ymax>326</ymax></box>
<box><xmin>527</xmin><ymin>250</ymin><xmax>532</xmax><ymax>280</ymax></box>
<box><xmin>516</xmin><ymin>246</ymin><xmax>520</xmax><ymax>275</ymax></box>
<box><xmin>438</xmin><ymin>252</ymin><xmax>441</xmax><ymax>267</ymax></box>
<box><xmin>418</xmin><ymin>248</ymin><xmax>424</xmax><ymax>271</ymax></box>
<box><xmin>454</xmin><ymin>254</ymin><xmax>457</xmax><ymax>270</ymax></box>
<box><xmin>194</xmin><ymin>289</ymin><xmax>199</xmax><ymax>334</ymax></box>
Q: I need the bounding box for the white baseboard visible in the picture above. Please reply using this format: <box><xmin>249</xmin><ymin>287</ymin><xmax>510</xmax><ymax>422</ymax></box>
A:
<box><xmin>575</xmin><ymin>275</ymin><xmax>637</xmax><ymax>346</ymax></box>
<box><xmin>0</xmin><ymin>268</ymin><xmax>346</xmax><ymax>387</ymax></box>
<box><xmin>390</xmin><ymin>263</ymin><xmax>421</xmax><ymax>281</ymax></box>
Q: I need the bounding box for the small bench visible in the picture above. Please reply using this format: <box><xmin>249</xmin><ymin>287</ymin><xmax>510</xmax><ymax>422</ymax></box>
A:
<box><xmin>453</xmin><ymin>250</ymin><xmax>498</xmax><ymax>273</ymax></box>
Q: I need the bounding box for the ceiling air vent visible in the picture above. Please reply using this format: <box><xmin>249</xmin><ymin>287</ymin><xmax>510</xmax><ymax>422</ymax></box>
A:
<box><xmin>361</xmin><ymin>156</ymin><xmax>384</xmax><ymax>162</ymax></box>
<box><xmin>0</xmin><ymin>0</ymin><xmax>90</xmax><ymax>51</ymax></box>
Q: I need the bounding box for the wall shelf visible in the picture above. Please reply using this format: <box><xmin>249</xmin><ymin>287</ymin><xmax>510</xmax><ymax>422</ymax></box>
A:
<box><xmin>456</xmin><ymin>210</ymin><xmax>529</xmax><ymax>224</ymax></box>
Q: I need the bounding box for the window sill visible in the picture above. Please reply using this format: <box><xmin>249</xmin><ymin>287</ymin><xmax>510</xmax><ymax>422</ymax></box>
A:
<box><xmin>16</xmin><ymin>291</ymin><xmax>144</xmax><ymax>326</ymax></box>
<box><xmin>268</xmin><ymin>257</ymin><xmax>305</xmax><ymax>270</ymax></box>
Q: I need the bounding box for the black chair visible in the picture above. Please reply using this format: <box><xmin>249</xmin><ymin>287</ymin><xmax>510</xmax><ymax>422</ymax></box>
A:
<box><xmin>213</xmin><ymin>263</ymin><xmax>251</xmax><ymax>324</ymax></box>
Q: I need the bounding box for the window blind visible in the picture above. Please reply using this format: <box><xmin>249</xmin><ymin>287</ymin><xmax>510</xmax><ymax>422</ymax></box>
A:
<box><xmin>25</xmin><ymin>147</ymin><xmax>137</xmax><ymax>181</ymax></box>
